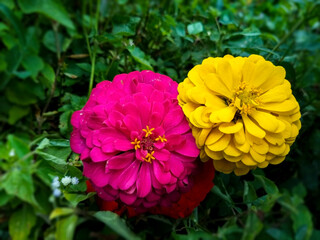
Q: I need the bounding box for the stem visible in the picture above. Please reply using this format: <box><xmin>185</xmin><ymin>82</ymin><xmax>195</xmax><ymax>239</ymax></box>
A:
<box><xmin>87</xmin><ymin>0</ymin><xmax>101</xmax><ymax>97</ymax></box>
<box><xmin>39</xmin><ymin>21</ymin><xmax>62</xmax><ymax>133</ymax></box>
<box><xmin>88</xmin><ymin>47</ymin><xmax>96</xmax><ymax>97</ymax></box>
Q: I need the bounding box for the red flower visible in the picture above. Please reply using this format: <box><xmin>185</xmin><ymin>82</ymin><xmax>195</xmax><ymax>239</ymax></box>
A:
<box><xmin>87</xmin><ymin>160</ymin><xmax>215</xmax><ymax>219</ymax></box>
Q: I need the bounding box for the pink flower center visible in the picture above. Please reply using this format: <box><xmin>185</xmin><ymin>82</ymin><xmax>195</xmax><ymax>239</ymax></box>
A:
<box><xmin>141</xmin><ymin>137</ymin><xmax>155</xmax><ymax>151</ymax></box>
<box><xmin>131</xmin><ymin>125</ymin><xmax>167</xmax><ymax>163</ymax></box>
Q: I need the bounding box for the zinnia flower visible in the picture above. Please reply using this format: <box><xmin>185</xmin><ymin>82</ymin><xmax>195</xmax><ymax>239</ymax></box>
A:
<box><xmin>70</xmin><ymin>71</ymin><xmax>200</xmax><ymax>209</ymax></box>
<box><xmin>178</xmin><ymin>55</ymin><xmax>301</xmax><ymax>176</ymax></box>
<box><xmin>87</xmin><ymin>160</ymin><xmax>215</xmax><ymax>219</ymax></box>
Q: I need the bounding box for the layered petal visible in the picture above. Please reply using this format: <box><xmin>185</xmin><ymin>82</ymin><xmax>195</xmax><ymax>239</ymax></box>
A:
<box><xmin>71</xmin><ymin>71</ymin><xmax>201</xmax><ymax>211</ymax></box>
<box><xmin>178</xmin><ymin>54</ymin><xmax>301</xmax><ymax>175</ymax></box>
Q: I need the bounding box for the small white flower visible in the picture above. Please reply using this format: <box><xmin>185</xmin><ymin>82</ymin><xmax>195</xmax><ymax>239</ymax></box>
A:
<box><xmin>53</xmin><ymin>188</ymin><xmax>61</xmax><ymax>197</ymax></box>
<box><xmin>129</xmin><ymin>39</ymin><xmax>134</xmax><ymax>46</ymax></box>
<box><xmin>9</xmin><ymin>149</ymin><xmax>15</xmax><ymax>157</ymax></box>
<box><xmin>61</xmin><ymin>176</ymin><xmax>72</xmax><ymax>186</ymax></box>
<box><xmin>53</xmin><ymin>176</ymin><xmax>59</xmax><ymax>182</ymax></box>
<box><xmin>51</xmin><ymin>179</ymin><xmax>60</xmax><ymax>188</ymax></box>
<box><xmin>71</xmin><ymin>177</ymin><xmax>79</xmax><ymax>185</ymax></box>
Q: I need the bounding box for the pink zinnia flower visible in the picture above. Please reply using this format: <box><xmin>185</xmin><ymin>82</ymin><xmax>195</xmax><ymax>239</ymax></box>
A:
<box><xmin>70</xmin><ymin>71</ymin><xmax>200</xmax><ymax>209</ymax></box>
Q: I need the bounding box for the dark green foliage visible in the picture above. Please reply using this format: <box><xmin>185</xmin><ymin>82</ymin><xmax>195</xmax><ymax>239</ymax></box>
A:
<box><xmin>0</xmin><ymin>0</ymin><xmax>319</xmax><ymax>239</ymax></box>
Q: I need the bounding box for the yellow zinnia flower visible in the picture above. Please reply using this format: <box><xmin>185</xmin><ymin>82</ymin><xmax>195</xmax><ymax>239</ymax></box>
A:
<box><xmin>178</xmin><ymin>54</ymin><xmax>301</xmax><ymax>176</ymax></box>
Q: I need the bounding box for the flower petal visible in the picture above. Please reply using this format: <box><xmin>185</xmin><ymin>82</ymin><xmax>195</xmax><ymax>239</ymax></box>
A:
<box><xmin>206</xmin><ymin>128</ymin><xmax>224</xmax><ymax>145</ymax></box>
<box><xmin>204</xmin><ymin>146</ymin><xmax>224</xmax><ymax>160</ymax></box>
<box><xmin>204</xmin><ymin>73</ymin><xmax>233</xmax><ymax>99</ymax></box>
<box><xmin>241</xmin><ymin>154</ymin><xmax>258</xmax><ymax>166</ymax></box>
<box><xmin>113</xmin><ymin>139</ymin><xmax>133</xmax><ymax>151</ymax></box>
<box><xmin>174</xmin><ymin>134</ymin><xmax>200</xmax><ymax>157</ymax></box>
<box><xmin>83</xmin><ymin>161</ymin><xmax>109</xmax><ymax>187</ymax></box>
<box><xmin>259</xmin><ymin>80</ymin><xmax>291</xmax><ymax>103</ymax></box>
<box><xmin>188</xmin><ymin>65</ymin><xmax>204</xmax><ymax>86</ymax></box>
<box><xmin>119</xmin><ymin>192</ymin><xmax>137</xmax><ymax>205</ymax></box>
<box><xmin>168</xmin><ymin>153</ymin><xmax>185</xmax><ymax>177</ymax></box>
<box><xmin>242</xmin><ymin>114</ymin><xmax>266</xmax><ymax>138</ymax></box>
<box><xmin>249</xmin><ymin>148</ymin><xmax>265</xmax><ymax>163</ymax></box>
<box><xmin>163</xmin><ymin>108</ymin><xmax>184</xmax><ymax>130</ymax></box>
<box><xmin>90</xmin><ymin>147</ymin><xmax>115</xmax><ymax>162</ymax></box>
<box><xmin>153</xmin><ymin>161</ymin><xmax>171</xmax><ymax>185</ymax></box>
<box><xmin>258</xmin><ymin>98</ymin><xmax>298</xmax><ymax>113</ymax></box>
<box><xmin>189</xmin><ymin>106</ymin><xmax>213</xmax><ymax>128</ymax></box>
<box><xmin>207</xmin><ymin>134</ymin><xmax>231</xmax><ymax>152</ymax></box>
<box><xmin>153</xmin><ymin>149</ymin><xmax>171</xmax><ymax>161</ymax></box>
<box><xmin>217</xmin><ymin>59</ymin><xmax>235</xmax><ymax>91</ymax></box>
<box><xmin>219</xmin><ymin>121</ymin><xmax>243</xmax><ymax>134</ymax></box>
<box><xmin>213</xmin><ymin>159</ymin><xmax>235</xmax><ymax>174</ymax></box>
<box><xmin>70</xmin><ymin>130</ymin><xmax>86</xmax><ymax>154</ymax></box>
<box><xmin>107</xmin><ymin>152</ymin><xmax>134</xmax><ymax>170</ymax></box>
<box><xmin>210</xmin><ymin>106</ymin><xmax>237</xmax><ymax>123</ymax></box>
<box><xmin>136</xmin><ymin>163</ymin><xmax>152</xmax><ymax>198</ymax></box>
<box><xmin>71</xmin><ymin>111</ymin><xmax>82</xmax><ymax>128</ymax></box>
<box><xmin>249</xmin><ymin>110</ymin><xmax>281</xmax><ymax>133</ymax></box>
<box><xmin>123</xmin><ymin>115</ymin><xmax>142</xmax><ymax>133</ymax></box>
<box><xmin>117</xmin><ymin>160</ymin><xmax>140</xmax><ymax>190</ymax></box>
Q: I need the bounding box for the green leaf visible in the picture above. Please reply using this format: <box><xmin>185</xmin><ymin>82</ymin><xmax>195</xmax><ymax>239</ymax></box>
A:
<box><xmin>127</xmin><ymin>46</ymin><xmax>153</xmax><ymax>70</ymax></box>
<box><xmin>241</xmin><ymin>211</ymin><xmax>263</xmax><ymax>240</ymax></box>
<box><xmin>5</xmin><ymin>81</ymin><xmax>44</xmax><ymax>105</ymax></box>
<box><xmin>254</xmin><ymin>174</ymin><xmax>279</xmax><ymax>195</ymax></box>
<box><xmin>0</xmin><ymin>0</ymin><xmax>15</xmax><ymax>9</ymax></box>
<box><xmin>243</xmin><ymin>181</ymin><xmax>257</xmax><ymax>203</ymax></box>
<box><xmin>0</xmin><ymin>3</ymin><xmax>25</xmax><ymax>45</ymax></box>
<box><xmin>21</xmin><ymin>54</ymin><xmax>44</xmax><ymax>79</ymax></box>
<box><xmin>35</xmin><ymin>160</ymin><xmax>62</xmax><ymax>186</ymax></box>
<box><xmin>311</xmin><ymin>230</ymin><xmax>320</xmax><ymax>240</ymax></box>
<box><xmin>50</xmin><ymin>207</ymin><xmax>74</xmax><ymax>220</ymax></box>
<box><xmin>17</xmin><ymin>0</ymin><xmax>75</xmax><ymax>29</ymax></box>
<box><xmin>211</xmin><ymin>185</ymin><xmax>233</xmax><ymax>205</ymax></box>
<box><xmin>0</xmin><ymin>190</ymin><xmax>14</xmax><ymax>206</ymax></box>
<box><xmin>291</xmin><ymin>205</ymin><xmax>313</xmax><ymax>240</ymax></box>
<box><xmin>7</xmin><ymin>134</ymin><xmax>29</xmax><ymax>159</ymax></box>
<box><xmin>187</xmin><ymin>22</ymin><xmax>203</xmax><ymax>35</ymax></box>
<box><xmin>36</xmin><ymin>150</ymin><xmax>69</xmax><ymax>165</ymax></box>
<box><xmin>55</xmin><ymin>215</ymin><xmax>78</xmax><ymax>240</ymax></box>
<box><xmin>94</xmin><ymin>211</ymin><xmax>140</xmax><ymax>240</ymax></box>
<box><xmin>8</xmin><ymin>105</ymin><xmax>30</xmax><ymax>125</ymax></box>
<box><xmin>59</xmin><ymin>111</ymin><xmax>72</xmax><ymax>136</ymax></box>
<box><xmin>43</xmin><ymin>30</ymin><xmax>72</xmax><ymax>53</ymax></box>
<box><xmin>112</xmin><ymin>24</ymin><xmax>135</xmax><ymax>36</ymax></box>
<box><xmin>64</xmin><ymin>192</ymin><xmax>96</xmax><ymax>207</ymax></box>
<box><xmin>37</xmin><ymin>138</ymin><xmax>50</xmax><ymax>150</ymax></box>
<box><xmin>266</xmin><ymin>228</ymin><xmax>292</xmax><ymax>240</ymax></box>
<box><xmin>175</xmin><ymin>23</ymin><xmax>186</xmax><ymax>37</ymax></box>
<box><xmin>41</xmin><ymin>63</ymin><xmax>55</xmax><ymax>88</ymax></box>
<box><xmin>252</xmin><ymin>194</ymin><xmax>279</xmax><ymax>212</ymax></box>
<box><xmin>36</xmin><ymin>139</ymin><xmax>71</xmax><ymax>165</ymax></box>
<box><xmin>172</xmin><ymin>230</ymin><xmax>216</xmax><ymax>240</ymax></box>
<box><xmin>0</xmin><ymin>53</ymin><xmax>7</xmax><ymax>71</ymax></box>
<box><xmin>2</xmin><ymin>167</ymin><xmax>38</xmax><ymax>207</ymax></box>
<box><xmin>9</xmin><ymin>204</ymin><xmax>36</xmax><ymax>240</ymax></box>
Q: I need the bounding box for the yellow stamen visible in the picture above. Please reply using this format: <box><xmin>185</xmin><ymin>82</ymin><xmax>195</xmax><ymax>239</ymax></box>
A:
<box><xmin>143</xmin><ymin>151</ymin><xmax>155</xmax><ymax>163</ymax></box>
<box><xmin>142</xmin><ymin>125</ymin><xmax>155</xmax><ymax>137</ymax></box>
<box><xmin>130</xmin><ymin>138</ymin><xmax>141</xmax><ymax>150</ymax></box>
<box><xmin>232</xmin><ymin>82</ymin><xmax>262</xmax><ymax>115</ymax></box>
<box><xmin>155</xmin><ymin>134</ymin><xmax>167</xmax><ymax>143</ymax></box>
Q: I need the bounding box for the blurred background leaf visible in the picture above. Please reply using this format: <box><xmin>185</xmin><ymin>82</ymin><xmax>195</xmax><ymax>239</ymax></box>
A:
<box><xmin>0</xmin><ymin>0</ymin><xmax>319</xmax><ymax>239</ymax></box>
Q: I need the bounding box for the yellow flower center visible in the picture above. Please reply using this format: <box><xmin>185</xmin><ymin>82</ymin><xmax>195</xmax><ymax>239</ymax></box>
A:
<box><xmin>232</xmin><ymin>81</ymin><xmax>262</xmax><ymax>114</ymax></box>
<box><xmin>131</xmin><ymin>126</ymin><xmax>167</xmax><ymax>163</ymax></box>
